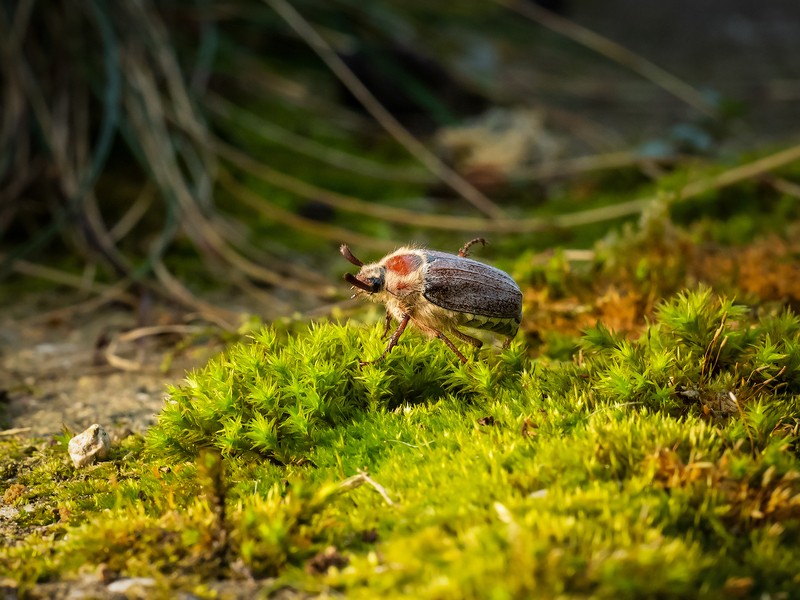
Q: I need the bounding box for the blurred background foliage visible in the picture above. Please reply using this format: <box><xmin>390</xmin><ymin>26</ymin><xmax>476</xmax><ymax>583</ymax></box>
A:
<box><xmin>1</xmin><ymin>0</ymin><xmax>799</xmax><ymax>327</ymax></box>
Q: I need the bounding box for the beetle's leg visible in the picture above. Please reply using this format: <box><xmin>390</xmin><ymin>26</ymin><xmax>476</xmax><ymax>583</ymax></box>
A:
<box><xmin>361</xmin><ymin>314</ymin><xmax>410</xmax><ymax>367</ymax></box>
<box><xmin>381</xmin><ymin>311</ymin><xmax>393</xmax><ymax>339</ymax></box>
<box><xmin>451</xmin><ymin>328</ymin><xmax>483</xmax><ymax>349</ymax></box>
<box><xmin>434</xmin><ymin>330</ymin><xmax>468</xmax><ymax>363</ymax></box>
<box><xmin>458</xmin><ymin>237</ymin><xmax>486</xmax><ymax>258</ymax></box>
<box><xmin>414</xmin><ymin>323</ymin><xmax>469</xmax><ymax>363</ymax></box>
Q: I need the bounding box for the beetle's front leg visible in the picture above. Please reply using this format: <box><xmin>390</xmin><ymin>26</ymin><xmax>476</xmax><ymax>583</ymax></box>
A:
<box><xmin>360</xmin><ymin>314</ymin><xmax>410</xmax><ymax>367</ymax></box>
<box><xmin>381</xmin><ymin>311</ymin><xmax>393</xmax><ymax>339</ymax></box>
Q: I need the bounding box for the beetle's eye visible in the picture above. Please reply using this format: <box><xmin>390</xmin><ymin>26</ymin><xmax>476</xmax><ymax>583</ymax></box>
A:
<box><xmin>366</xmin><ymin>276</ymin><xmax>383</xmax><ymax>293</ymax></box>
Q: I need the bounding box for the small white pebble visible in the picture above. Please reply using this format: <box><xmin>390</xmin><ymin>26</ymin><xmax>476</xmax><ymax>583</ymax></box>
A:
<box><xmin>68</xmin><ymin>424</ymin><xmax>111</xmax><ymax>468</ymax></box>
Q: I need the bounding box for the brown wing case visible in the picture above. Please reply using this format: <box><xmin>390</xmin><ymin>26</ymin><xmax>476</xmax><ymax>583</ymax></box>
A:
<box><xmin>422</xmin><ymin>251</ymin><xmax>522</xmax><ymax>321</ymax></box>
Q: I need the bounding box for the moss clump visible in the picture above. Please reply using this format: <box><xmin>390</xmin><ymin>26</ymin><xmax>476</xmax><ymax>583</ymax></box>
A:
<box><xmin>3</xmin><ymin>288</ymin><xmax>800</xmax><ymax>596</ymax></box>
<box><xmin>147</xmin><ymin>322</ymin><xmax>524</xmax><ymax>464</ymax></box>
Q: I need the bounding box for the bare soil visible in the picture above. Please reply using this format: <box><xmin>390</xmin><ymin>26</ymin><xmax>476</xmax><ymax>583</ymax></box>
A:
<box><xmin>0</xmin><ymin>292</ymin><xmax>221</xmax><ymax>438</ymax></box>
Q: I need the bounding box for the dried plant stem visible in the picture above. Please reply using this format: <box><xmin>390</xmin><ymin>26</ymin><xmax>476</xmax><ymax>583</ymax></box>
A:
<box><xmin>0</xmin><ymin>427</ymin><xmax>32</xmax><ymax>437</ymax></box>
<box><xmin>109</xmin><ymin>182</ymin><xmax>156</xmax><ymax>242</ymax></box>
<box><xmin>213</xmin><ymin>139</ymin><xmax>490</xmax><ymax>233</ymax></box>
<box><xmin>105</xmin><ymin>324</ymin><xmax>211</xmax><ymax>372</ymax></box>
<box><xmin>511</xmin><ymin>151</ymin><xmax>673</xmax><ymax>181</ymax></box>
<box><xmin>221</xmin><ymin>139</ymin><xmax>800</xmax><ymax>234</ymax></box>
<box><xmin>265</xmin><ymin>0</ymin><xmax>503</xmax><ymax>219</ymax></box>
<box><xmin>125</xmin><ymin>51</ymin><xmax>329</xmax><ymax>299</ymax></box>
<box><xmin>18</xmin><ymin>280</ymin><xmax>138</xmax><ymax>326</ymax></box>
<box><xmin>496</xmin><ymin>0</ymin><xmax>715</xmax><ymax>116</ymax></box>
<box><xmin>207</xmin><ymin>94</ymin><xmax>430</xmax><ymax>183</ymax></box>
<box><xmin>680</xmin><ymin>144</ymin><xmax>800</xmax><ymax>197</ymax></box>
<box><xmin>2</xmin><ymin>255</ymin><xmax>136</xmax><ymax>301</ymax></box>
<box><xmin>768</xmin><ymin>177</ymin><xmax>800</xmax><ymax>200</ymax></box>
<box><xmin>152</xmin><ymin>261</ymin><xmax>239</xmax><ymax>329</ymax></box>
<box><xmin>217</xmin><ymin>169</ymin><xmax>395</xmax><ymax>253</ymax></box>
<box><xmin>552</xmin><ymin>143</ymin><xmax>800</xmax><ymax>228</ymax></box>
<box><xmin>336</xmin><ymin>470</ymin><xmax>395</xmax><ymax>507</ymax></box>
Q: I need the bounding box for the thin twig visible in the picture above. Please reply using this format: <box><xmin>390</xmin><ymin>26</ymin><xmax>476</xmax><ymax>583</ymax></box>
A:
<box><xmin>265</xmin><ymin>0</ymin><xmax>503</xmax><ymax>219</ymax></box>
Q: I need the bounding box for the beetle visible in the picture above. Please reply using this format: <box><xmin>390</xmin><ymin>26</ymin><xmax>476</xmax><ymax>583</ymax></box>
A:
<box><xmin>340</xmin><ymin>238</ymin><xmax>523</xmax><ymax>366</ymax></box>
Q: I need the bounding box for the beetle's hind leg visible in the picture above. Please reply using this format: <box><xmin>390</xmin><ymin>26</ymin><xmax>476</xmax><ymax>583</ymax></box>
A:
<box><xmin>451</xmin><ymin>328</ymin><xmax>483</xmax><ymax>349</ymax></box>
<box><xmin>435</xmin><ymin>330</ymin><xmax>468</xmax><ymax>363</ymax></box>
<box><xmin>415</xmin><ymin>323</ymin><xmax>468</xmax><ymax>363</ymax></box>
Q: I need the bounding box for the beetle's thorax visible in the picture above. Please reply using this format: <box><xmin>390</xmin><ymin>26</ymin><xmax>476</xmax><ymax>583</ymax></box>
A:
<box><xmin>381</xmin><ymin>248</ymin><xmax>426</xmax><ymax>295</ymax></box>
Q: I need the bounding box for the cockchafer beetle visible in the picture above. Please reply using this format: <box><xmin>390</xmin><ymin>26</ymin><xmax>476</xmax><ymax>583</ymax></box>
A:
<box><xmin>341</xmin><ymin>238</ymin><xmax>523</xmax><ymax>366</ymax></box>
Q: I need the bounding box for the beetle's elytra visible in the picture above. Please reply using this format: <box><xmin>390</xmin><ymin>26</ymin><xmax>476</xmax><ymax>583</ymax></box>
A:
<box><xmin>341</xmin><ymin>238</ymin><xmax>523</xmax><ymax>366</ymax></box>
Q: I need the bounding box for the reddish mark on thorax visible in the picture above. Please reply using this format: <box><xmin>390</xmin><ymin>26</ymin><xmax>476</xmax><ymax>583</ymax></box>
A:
<box><xmin>385</xmin><ymin>253</ymin><xmax>422</xmax><ymax>276</ymax></box>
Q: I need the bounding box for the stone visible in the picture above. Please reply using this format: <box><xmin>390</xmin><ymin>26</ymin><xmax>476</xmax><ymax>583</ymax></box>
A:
<box><xmin>68</xmin><ymin>424</ymin><xmax>110</xmax><ymax>468</ymax></box>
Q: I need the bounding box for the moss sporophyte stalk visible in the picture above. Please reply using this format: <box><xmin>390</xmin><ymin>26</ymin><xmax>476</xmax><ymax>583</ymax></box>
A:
<box><xmin>2</xmin><ymin>287</ymin><xmax>800</xmax><ymax>597</ymax></box>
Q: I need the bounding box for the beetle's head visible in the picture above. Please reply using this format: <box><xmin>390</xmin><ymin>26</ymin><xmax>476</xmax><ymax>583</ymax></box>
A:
<box><xmin>340</xmin><ymin>244</ymin><xmax>385</xmax><ymax>297</ymax></box>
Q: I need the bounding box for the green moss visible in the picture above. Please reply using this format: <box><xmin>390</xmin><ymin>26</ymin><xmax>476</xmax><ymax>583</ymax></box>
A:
<box><xmin>3</xmin><ymin>288</ymin><xmax>800</xmax><ymax>596</ymax></box>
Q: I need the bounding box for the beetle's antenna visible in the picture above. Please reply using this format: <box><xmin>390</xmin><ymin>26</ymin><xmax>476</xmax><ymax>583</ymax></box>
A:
<box><xmin>344</xmin><ymin>272</ymin><xmax>375</xmax><ymax>293</ymax></box>
<box><xmin>340</xmin><ymin>244</ymin><xmax>364</xmax><ymax>267</ymax></box>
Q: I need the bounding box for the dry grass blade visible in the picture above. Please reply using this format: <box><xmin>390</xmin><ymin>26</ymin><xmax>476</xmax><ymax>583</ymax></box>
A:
<box><xmin>335</xmin><ymin>470</ymin><xmax>396</xmax><ymax>507</ymax></box>
<box><xmin>265</xmin><ymin>0</ymin><xmax>504</xmax><ymax>219</ymax></box>
<box><xmin>2</xmin><ymin>255</ymin><xmax>137</xmax><ymax>302</ymax></box>
<box><xmin>105</xmin><ymin>324</ymin><xmax>211</xmax><ymax>372</ymax></box>
<box><xmin>109</xmin><ymin>182</ymin><xmax>156</xmax><ymax>242</ymax></box>
<box><xmin>679</xmin><ymin>144</ymin><xmax>800</xmax><ymax>197</ymax></box>
<box><xmin>213</xmin><ymin>138</ymin><xmax>491</xmax><ymax>233</ymax></box>
<box><xmin>220</xmin><ymin>138</ymin><xmax>800</xmax><ymax>235</ymax></box>
<box><xmin>552</xmin><ymin>143</ymin><xmax>800</xmax><ymax>229</ymax></box>
<box><xmin>496</xmin><ymin>0</ymin><xmax>716</xmax><ymax>116</ymax></box>
<box><xmin>767</xmin><ymin>177</ymin><xmax>800</xmax><ymax>200</ymax></box>
<box><xmin>20</xmin><ymin>280</ymin><xmax>137</xmax><ymax>325</ymax></box>
<box><xmin>124</xmin><ymin>46</ymin><xmax>331</xmax><ymax>300</ymax></box>
<box><xmin>217</xmin><ymin>169</ymin><xmax>395</xmax><ymax>253</ymax></box>
<box><xmin>153</xmin><ymin>261</ymin><xmax>239</xmax><ymax>330</ymax></box>
<box><xmin>207</xmin><ymin>94</ymin><xmax>431</xmax><ymax>183</ymax></box>
<box><xmin>511</xmin><ymin>151</ymin><xmax>674</xmax><ymax>181</ymax></box>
